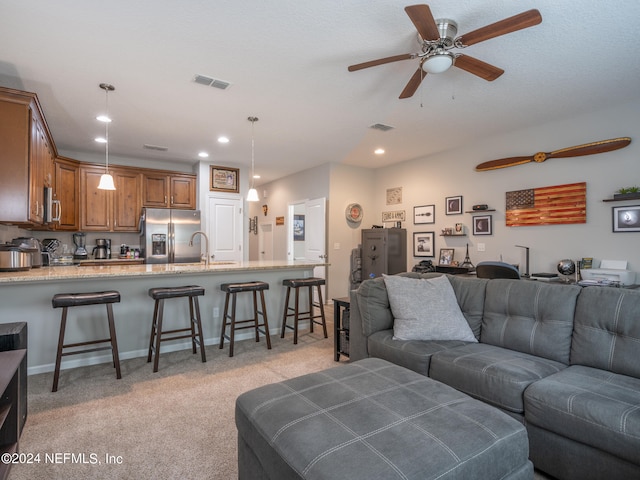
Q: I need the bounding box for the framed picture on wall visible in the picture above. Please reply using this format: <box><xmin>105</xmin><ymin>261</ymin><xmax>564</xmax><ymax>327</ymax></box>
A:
<box><xmin>473</xmin><ymin>215</ymin><xmax>493</xmax><ymax>235</ymax></box>
<box><xmin>414</xmin><ymin>204</ymin><xmax>435</xmax><ymax>224</ymax></box>
<box><xmin>413</xmin><ymin>232</ymin><xmax>434</xmax><ymax>257</ymax></box>
<box><xmin>293</xmin><ymin>215</ymin><xmax>305</xmax><ymax>241</ymax></box>
<box><xmin>210</xmin><ymin>165</ymin><xmax>239</xmax><ymax>193</ymax></box>
<box><xmin>612</xmin><ymin>205</ymin><xmax>640</xmax><ymax>232</ymax></box>
<box><xmin>445</xmin><ymin>196</ymin><xmax>463</xmax><ymax>215</ymax></box>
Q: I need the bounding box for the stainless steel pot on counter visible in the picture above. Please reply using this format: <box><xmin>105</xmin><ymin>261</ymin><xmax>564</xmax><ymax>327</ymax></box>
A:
<box><xmin>0</xmin><ymin>244</ymin><xmax>32</xmax><ymax>271</ymax></box>
<box><xmin>11</xmin><ymin>237</ymin><xmax>42</xmax><ymax>268</ymax></box>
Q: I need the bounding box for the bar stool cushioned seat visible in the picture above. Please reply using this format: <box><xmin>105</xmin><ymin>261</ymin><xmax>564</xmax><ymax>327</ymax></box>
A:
<box><xmin>220</xmin><ymin>281</ymin><xmax>271</xmax><ymax>357</ymax></box>
<box><xmin>280</xmin><ymin>277</ymin><xmax>327</xmax><ymax>344</ymax></box>
<box><xmin>147</xmin><ymin>285</ymin><xmax>206</xmax><ymax>372</ymax></box>
<box><xmin>51</xmin><ymin>290</ymin><xmax>122</xmax><ymax>392</ymax></box>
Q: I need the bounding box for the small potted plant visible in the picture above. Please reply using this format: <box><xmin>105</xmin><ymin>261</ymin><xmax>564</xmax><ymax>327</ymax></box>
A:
<box><xmin>613</xmin><ymin>186</ymin><xmax>640</xmax><ymax>200</ymax></box>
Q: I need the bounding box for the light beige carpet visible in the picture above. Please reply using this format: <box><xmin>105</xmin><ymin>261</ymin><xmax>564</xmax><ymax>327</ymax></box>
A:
<box><xmin>9</xmin><ymin>311</ymin><xmax>553</xmax><ymax>480</ymax></box>
<box><xmin>9</xmin><ymin>323</ymin><xmax>336</xmax><ymax>480</ymax></box>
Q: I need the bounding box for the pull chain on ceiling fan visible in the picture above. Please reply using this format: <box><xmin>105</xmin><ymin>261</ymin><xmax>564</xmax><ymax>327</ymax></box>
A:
<box><xmin>348</xmin><ymin>4</ymin><xmax>542</xmax><ymax>99</ymax></box>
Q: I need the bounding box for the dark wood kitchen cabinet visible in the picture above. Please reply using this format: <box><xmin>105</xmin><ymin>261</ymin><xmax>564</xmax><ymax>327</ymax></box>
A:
<box><xmin>142</xmin><ymin>172</ymin><xmax>196</xmax><ymax>209</ymax></box>
<box><xmin>0</xmin><ymin>87</ymin><xmax>56</xmax><ymax>227</ymax></box>
<box><xmin>80</xmin><ymin>165</ymin><xmax>141</xmax><ymax>232</ymax></box>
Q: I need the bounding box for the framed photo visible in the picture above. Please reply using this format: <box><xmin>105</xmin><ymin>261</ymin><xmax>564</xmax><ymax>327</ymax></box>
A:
<box><xmin>445</xmin><ymin>196</ymin><xmax>462</xmax><ymax>215</ymax></box>
<box><xmin>612</xmin><ymin>205</ymin><xmax>640</xmax><ymax>232</ymax></box>
<box><xmin>210</xmin><ymin>165</ymin><xmax>239</xmax><ymax>193</ymax></box>
<box><xmin>413</xmin><ymin>232</ymin><xmax>434</xmax><ymax>257</ymax></box>
<box><xmin>473</xmin><ymin>215</ymin><xmax>493</xmax><ymax>235</ymax></box>
<box><xmin>386</xmin><ymin>187</ymin><xmax>402</xmax><ymax>205</ymax></box>
<box><xmin>293</xmin><ymin>215</ymin><xmax>305</xmax><ymax>241</ymax></box>
<box><xmin>414</xmin><ymin>204</ymin><xmax>435</xmax><ymax>224</ymax></box>
<box><xmin>439</xmin><ymin>248</ymin><xmax>455</xmax><ymax>265</ymax></box>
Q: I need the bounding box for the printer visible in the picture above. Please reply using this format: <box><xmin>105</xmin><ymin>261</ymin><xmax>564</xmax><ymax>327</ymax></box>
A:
<box><xmin>580</xmin><ymin>259</ymin><xmax>636</xmax><ymax>286</ymax></box>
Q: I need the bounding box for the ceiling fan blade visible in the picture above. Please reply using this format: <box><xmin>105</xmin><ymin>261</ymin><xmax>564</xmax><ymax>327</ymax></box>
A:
<box><xmin>457</xmin><ymin>9</ymin><xmax>542</xmax><ymax>47</ymax></box>
<box><xmin>547</xmin><ymin>137</ymin><xmax>632</xmax><ymax>159</ymax></box>
<box><xmin>475</xmin><ymin>156</ymin><xmax>533</xmax><ymax>171</ymax></box>
<box><xmin>404</xmin><ymin>4</ymin><xmax>440</xmax><ymax>41</ymax></box>
<box><xmin>399</xmin><ymin>68</ymin><xmax>426</xmax><ymax>99</ymax></box>
<box><xmin>476</xmin><ymin>137</ymin><xmax>631</xmax><ymax>171</ymax></box>
<box><xmin>454</xmin><ymin>54</ymin><xmax>504</xmax><ymax>81</ymax></box>
<box><xmin>348</xmin><ymin>53</ymin><xmax>414</xmax><ymax>72</ymax></box>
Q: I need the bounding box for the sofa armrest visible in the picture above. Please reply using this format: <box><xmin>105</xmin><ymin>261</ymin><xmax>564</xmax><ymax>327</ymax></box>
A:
<box><xmin>349</xmin><ymin>289</ymin><xmax>369</xmax><ymax>361</ymax></box>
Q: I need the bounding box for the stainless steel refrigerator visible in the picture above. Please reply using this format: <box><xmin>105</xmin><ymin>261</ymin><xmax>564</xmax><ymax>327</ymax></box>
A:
<box><xmin>140</xmin><ymin>208</ymin><xmax>202</xmax><ymax>264</ymax></box>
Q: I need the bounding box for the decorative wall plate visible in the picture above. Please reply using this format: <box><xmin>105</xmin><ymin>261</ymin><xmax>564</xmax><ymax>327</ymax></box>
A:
<box><xmin>346</xmin><ymin>203</ymin><xmax>363</xmax><ymax>223</ymax></box>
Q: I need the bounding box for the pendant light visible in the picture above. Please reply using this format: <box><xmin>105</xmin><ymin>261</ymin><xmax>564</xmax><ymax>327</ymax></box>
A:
<box><xmin>97</xmin><ymin>83</ymin><xmax>116</xmax><ymax>190</ymax></box>
<box><xmin>246</xmin><ymin>116</ymin><xmax>260</xmax><ymax>202</ymax></box>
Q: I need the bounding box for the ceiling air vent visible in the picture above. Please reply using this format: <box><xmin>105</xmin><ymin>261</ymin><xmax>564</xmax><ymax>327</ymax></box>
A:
<box><xmin>193</xmin><ymin>74</ymin><xmax>231</xmax><ymax>90</ymax></box>
<box><xmin>369</xmin><ymin>123</ymin><xmax>395</xmax><ymax>132</ymax></box>
<box><xmin>143</xmin><ymin>144</ymin><xmax>169</xmax><ymax>152</ymax></box>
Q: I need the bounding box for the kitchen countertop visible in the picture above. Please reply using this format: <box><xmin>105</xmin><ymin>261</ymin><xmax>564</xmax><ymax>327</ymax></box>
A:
<box><xmin>0</xmin><ymin>260</ymin><xmax>328</xmax><ymax>284</ymax></box>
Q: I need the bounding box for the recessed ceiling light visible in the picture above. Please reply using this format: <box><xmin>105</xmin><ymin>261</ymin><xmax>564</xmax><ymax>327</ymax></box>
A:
<box><xmin>218</xmin><ymin>136</ymin><xmax>229</xmax><ymax>144</ymax></box>
<box><xmin>374</xmin><ymin>148</ymin><xmax>385</xmax><ymax>155</ymax></box>
<box><xmin>198</xmin><ymin>152</ymin><xmax>209</xmax><ymax>158</ymax></box>
<box><xmin>253</xmin><ymin>174</ymin><xmax>261</xmax><ymax>179</ymax></box>
<box><xmin>96</xmin><ymin>115</ymin><xmax>111</xmax><ymax>123</ymax></box>
<box><xmin>95</xmin><ymin>137</ymin><xmax>107</xmax><ymax>143</ymax></box>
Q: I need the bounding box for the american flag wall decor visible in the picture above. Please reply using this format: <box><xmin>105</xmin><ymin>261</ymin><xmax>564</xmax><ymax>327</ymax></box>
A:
<box><xmin>505</xmin><ymin>182</ymin><xmax>586</xmax><ymax>227</ymax></box>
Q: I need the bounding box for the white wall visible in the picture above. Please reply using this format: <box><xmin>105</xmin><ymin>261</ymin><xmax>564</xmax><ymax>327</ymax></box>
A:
<box><xmin>248</xmin><ymin>163</ymin><xmax>331</xmax><ymax>261</ymax></box>
<box><xmin>245</xmin><ymin>100</ymin><xmax>639</xmax><ymax>299</ymax></box>
<box><xmin>372</xmin><ymin>101</ymin><xmax>640</xmax><ymax>275</ymax></box>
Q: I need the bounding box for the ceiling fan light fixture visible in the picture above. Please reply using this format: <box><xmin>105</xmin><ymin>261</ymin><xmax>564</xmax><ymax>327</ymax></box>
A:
<box><xmin>422</xmin><ymin>52</ymin><xmax>455</xmax><ymax>74</ymax></box>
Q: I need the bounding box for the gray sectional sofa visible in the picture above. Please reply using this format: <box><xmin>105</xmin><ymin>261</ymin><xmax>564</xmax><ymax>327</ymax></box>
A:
<box><xmin>349</xmin><ymin>273</ymin><xmax>640</xmax><ymax>480</ymax></box>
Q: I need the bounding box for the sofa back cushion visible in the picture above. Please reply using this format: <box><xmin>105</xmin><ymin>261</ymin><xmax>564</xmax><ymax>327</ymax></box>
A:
<box><xmin>355</xmin><ymin>273</ymin><xmax>486</xmax><ymax>339</ymax></box>
<box><xmin>481</xmin><ymin>279</ymin><xmax>580</xmax><ymax>364</ymax></box>
<box><xmin>571</xmin><ymin>287</ymin><xmax>640</xmax><ymax>378</ymax></box>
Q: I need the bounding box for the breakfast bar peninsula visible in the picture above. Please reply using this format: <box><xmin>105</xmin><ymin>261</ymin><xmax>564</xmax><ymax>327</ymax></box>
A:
<box><xmin>0</xmin><ymin>260</ymin><xmax>327</xmax><ymax>374</ymax></box>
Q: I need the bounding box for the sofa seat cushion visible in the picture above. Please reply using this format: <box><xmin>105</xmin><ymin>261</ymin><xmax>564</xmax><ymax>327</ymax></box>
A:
<box><xmin>429</xmin><ymin>343</ymin><xmax>567</xmax><ymax>413</ymax></box>
<box><xmin>524</xmin><ymin>365</ymin><xmax>640</xmax><ymax>466</ymax></box>
<box><xmin>368</xmin><ymin>329</ymin><xmax>471</xmax><ymax>376</ymax></box>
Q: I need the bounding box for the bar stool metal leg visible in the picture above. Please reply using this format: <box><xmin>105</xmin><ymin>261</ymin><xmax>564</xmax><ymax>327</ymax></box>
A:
<box><xmin>259</xmin><ymin>290</ymin><xmax>272</xmax><ymax>349</ymax></box>
<box><xmin>52</xmin><ymin>306</ymin><xmax>68</xmax><ymax>393</ymax></box>
<box><xmin>106</xmin><ymin>303</ymin><xmax>122</xmax><ymax>379</ymax></box>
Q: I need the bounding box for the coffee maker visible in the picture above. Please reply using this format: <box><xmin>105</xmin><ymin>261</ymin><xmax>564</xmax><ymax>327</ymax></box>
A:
<box><xmin>72</xmin><ymin>232</ymin><xmax>88</xmax><ymax>260</ymax></box>
<box><xmin>93</xmin><ymin>239</ymin><xmax>111</xmax><ymax>259</ymax></box>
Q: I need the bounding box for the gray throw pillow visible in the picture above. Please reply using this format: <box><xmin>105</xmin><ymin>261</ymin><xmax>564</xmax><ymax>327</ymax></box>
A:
<box><xmin>383</xmin><ymin>274</ymin><xmax>477</xmax><ymax>342</ymax></box>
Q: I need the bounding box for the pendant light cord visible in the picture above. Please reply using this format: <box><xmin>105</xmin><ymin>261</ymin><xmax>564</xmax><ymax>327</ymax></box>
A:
<box><xmin>105</xmin><ymin>88</ymin><xmax>109</xmax><ymax>174</ymax></box>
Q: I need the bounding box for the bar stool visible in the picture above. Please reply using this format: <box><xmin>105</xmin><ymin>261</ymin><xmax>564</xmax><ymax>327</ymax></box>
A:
<box><xmin>51</xmin><ymin>290</ymin><xmax>122</xmax><ymax>392</ymax></box>
<box><xmin>147</xmin><ymin>285</ymin><xmax>206</xmax><ymax>372</ymax></box>
<box><xmin>280</xmin><ymin>277</ymin><xmax>328</xmax><ymax>344</ymax></box>
<box><xmin>219</xmin><ymin>281</ymin><xmax>271</xmax><ymax>357</ymax></box>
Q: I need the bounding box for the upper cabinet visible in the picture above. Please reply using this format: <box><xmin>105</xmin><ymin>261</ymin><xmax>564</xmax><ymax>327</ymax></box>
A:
<box><xmin>143</xmin><ymin>172</ymin><xmax>196</xmax><ymax>209</ymax></box>
<box><xmin>0</xmin><ymin>87</ymin><xmax>56</xmax><ymax>226</ymax></box>
<box><xmin>80</xmin><ymin>165</ymin><xmax>142</xmax><ymax>232</ymax></box>
<box><xmin>52</xmin><ymin>157</ymin><xmax>79</xmax><ymax>231</ymax></box>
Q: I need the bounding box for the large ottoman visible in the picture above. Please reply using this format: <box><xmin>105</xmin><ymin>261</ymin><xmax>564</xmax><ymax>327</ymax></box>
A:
<box><xmin>235</xmin><ymin>358</ymin><xmax>533</xmax><ymax>479</ymax></box>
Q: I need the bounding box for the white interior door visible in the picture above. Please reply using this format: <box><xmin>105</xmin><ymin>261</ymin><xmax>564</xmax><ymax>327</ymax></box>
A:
<box><xmin>304</xmin><ymin>197</ymin><xmax>327</xmax><ymax>302</ymax></box>
<box><xmin>258</xmin><ymin>222</ymin><xmax>273</xmax><ymax>261</ymax></box>
<box><xmin>207</xmin><ymin>196</ymin><xmax>243</xmax><ymax>262</ymax></box>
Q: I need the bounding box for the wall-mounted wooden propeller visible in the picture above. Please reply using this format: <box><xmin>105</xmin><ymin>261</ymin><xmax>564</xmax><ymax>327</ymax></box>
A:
<box><xmin>475</xmin><ymin>137</ymin><xmax>632</xmax><ymax>171</ymax></box>
<box><xmin>347</xmin><ymin>5</ymin><xmax>542</xmax><ymax>99</ymax></box>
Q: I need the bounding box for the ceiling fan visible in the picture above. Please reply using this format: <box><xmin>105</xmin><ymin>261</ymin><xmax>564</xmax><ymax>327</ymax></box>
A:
<box><xmin>475</xmin><ymin>137</ymin><xmax>632</xmax><ymax>171</ymax></box>
<box><xmin>348</xmin><ymin>4</ymin><xmax>542</xmax><ymax>99</ymax></box>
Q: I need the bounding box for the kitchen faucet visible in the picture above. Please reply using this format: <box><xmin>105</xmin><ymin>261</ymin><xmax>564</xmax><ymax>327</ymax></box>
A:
<box><xmin>189</xmin><ymin>231</ymin><xmax>210</xmax><ymax>267</ymax></box>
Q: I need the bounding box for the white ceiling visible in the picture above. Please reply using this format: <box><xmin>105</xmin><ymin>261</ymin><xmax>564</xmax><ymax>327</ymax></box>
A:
<box><xmin>1</xmin><ymin>1</ymin><xmax>639</xmax><ymax>184</ymax></box>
